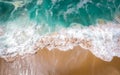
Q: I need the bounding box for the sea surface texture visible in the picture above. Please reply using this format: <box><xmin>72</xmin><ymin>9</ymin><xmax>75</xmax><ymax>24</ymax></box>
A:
<box><xmin>0</xmin><ymin>0</ymin><xmax>120</xmax><ymax>61</ymax></box>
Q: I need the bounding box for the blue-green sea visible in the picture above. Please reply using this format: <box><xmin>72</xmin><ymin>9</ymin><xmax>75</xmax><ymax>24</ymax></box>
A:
<box><xmin>0</xmin><ymin>0</ymin><xmax>120</xmax><ymax>27</ymax></box>
<box><xmin>0</xmin><ymin>0</ymin><xmax>120</xmax><ymax>60</ymax></box>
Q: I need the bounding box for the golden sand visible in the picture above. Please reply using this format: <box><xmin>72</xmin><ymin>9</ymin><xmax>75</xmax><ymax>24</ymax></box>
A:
<box><xmin>0</xmin><ymin>46</ymin><xmax>120</xmax><ymax>75</ymax></box>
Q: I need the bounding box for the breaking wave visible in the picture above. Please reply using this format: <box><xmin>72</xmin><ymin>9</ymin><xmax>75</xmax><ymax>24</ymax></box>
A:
<box><xmin>0</xmin><ymin>0</ymin><xmax>120</xmax><ymax>61</ymax></box>
<box><xmin>0</xmin><ymin>20</ymin><xmax>120</xmax><ymax>62</ymax></box>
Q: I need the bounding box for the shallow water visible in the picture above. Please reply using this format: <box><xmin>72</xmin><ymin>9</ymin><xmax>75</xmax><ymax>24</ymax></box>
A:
<box><xmin>0</xmin><ymin>46</ymin><xmax>120</xmax><ymax>75</ymax></box>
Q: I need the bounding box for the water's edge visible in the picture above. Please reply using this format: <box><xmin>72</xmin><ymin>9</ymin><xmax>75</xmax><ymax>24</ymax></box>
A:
<box><xmin>0</xmin><ymin>22</ymin><xmax>120</xmax><ymax>62</ymax></box>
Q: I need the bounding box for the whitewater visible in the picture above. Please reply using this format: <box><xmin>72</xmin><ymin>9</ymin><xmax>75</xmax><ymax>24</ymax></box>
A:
<box><xmin>0</xmin><ymin>19</ymin><xmax>120</xmax><ymax>62</ymax></box>
<box><xmin>0</xmin><ymin>0</ymin><xmax>120</xmax><ymax>62</ymax></box>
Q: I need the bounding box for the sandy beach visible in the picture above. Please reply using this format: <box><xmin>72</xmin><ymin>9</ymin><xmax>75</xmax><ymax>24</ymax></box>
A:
<box><xmin>0</xmin><ymin>46</ymin><xmax>120</xmax><ymax>75</ymax></box>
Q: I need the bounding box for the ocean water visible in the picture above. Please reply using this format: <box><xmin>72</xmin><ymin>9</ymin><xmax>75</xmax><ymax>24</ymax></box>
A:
<box><xmin>0</xmin><ymin>0</ymin><xmax>120</xmax><ymax>61</ymax></box>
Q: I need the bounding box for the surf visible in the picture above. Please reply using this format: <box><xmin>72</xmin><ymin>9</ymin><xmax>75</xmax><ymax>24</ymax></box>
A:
<box><xmin>0</xmin><ymin>0</ymin><xmax>120</xmax><ymax>62</ymax></box>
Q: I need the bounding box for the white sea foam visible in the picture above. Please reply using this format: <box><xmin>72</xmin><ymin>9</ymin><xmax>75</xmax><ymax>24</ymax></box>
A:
<box><xmin>0</xmin><ymin>21</ymin><xmax>120</xmax><ymax>62</ymax></box>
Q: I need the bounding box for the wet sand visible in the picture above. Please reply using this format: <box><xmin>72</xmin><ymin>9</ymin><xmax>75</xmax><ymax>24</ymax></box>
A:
<box><xmin>0</xmin><ymin>46</ymin><xmax>120</xmax><ymax>75</ymax></box>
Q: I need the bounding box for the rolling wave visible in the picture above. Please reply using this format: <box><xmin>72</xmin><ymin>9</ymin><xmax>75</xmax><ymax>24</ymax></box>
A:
<box><xmin>0</xmin><ymin>0</ymin><xmax>120</xmax><ymax>61</ymax></box>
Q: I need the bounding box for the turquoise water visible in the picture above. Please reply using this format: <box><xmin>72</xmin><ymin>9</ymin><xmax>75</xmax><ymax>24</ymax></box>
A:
<box><xmin>0</xmin><ymin>0</ymin><xmax>120</xmax><ymax>60</ymax></box>
<box><xmin>0</xmin><ymin>0</ymin><xmax>120</xmax><ymax>28</ymax></box>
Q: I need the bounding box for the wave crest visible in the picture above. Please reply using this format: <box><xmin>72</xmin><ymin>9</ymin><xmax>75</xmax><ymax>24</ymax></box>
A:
<box><xmin>0</xmin><ymin>22</ymin><xmax>120</xmax><ymax>62</ymax></box>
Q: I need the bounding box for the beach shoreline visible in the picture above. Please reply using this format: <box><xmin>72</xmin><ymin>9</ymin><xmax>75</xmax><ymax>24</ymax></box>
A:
<box><xmin>0</xmin><ymin>46</ymin><xmax>120</xmax><ymax>75</ymax></box>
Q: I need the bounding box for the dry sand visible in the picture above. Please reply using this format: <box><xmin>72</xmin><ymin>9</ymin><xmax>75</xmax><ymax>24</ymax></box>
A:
<box><xmin>0</xmin><ymin>46</ymin><xmax>120</xmax><ymax>75</ymax></box>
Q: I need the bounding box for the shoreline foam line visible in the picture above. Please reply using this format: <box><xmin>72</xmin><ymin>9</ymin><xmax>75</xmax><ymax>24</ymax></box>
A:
<box><xmin>0</xmin><ymin>22</ymin><xmax>120</xmax><ymax>62</ymax></box>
